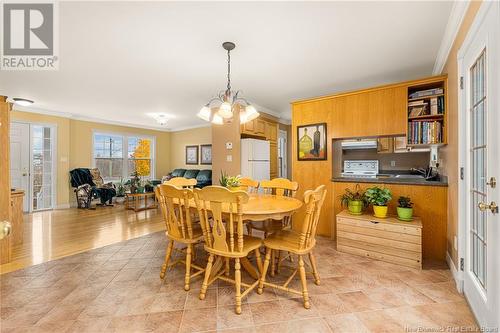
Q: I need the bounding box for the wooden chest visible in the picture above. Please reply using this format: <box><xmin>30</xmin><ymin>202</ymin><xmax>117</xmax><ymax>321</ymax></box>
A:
<box><xmin>336</xmin><ymin>210</ymin><xmax>423</xmax><ymax>269</ymax></box>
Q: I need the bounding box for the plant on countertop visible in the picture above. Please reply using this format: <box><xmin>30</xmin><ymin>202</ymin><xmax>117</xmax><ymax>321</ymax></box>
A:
<box><xmin>364</xmin><ymin>186</ymin><xmax>392</xmax><ymax>218</ymax></box>
<box><xmin>339</xmin><ymin>184</ymin><xmax>367</xmax><ymax>215</ymax></box>
<box><xmin>219</xmin><ymin>171</ymin><xmax>241</xmax><ymax>189</ymax></box>
<box><xmin>397</xmin><ymin>196</ymin><xmax>414</xmax><ymax>221</ymax></box>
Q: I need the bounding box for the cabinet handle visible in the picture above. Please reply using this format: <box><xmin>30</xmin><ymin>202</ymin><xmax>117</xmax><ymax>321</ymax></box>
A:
<box><xmin>370</xmin><ymin>221</ymin><xmax>379</xmax><ymax>224</ymax></box>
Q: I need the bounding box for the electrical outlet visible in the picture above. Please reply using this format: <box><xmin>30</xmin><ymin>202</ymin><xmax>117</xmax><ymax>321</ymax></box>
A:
<box><xmin>390</xmin><ymin>161</ymin><xmax>396</xmax><ymax>167</ymax></box>
<box><xmin>226</xmin><ymin>142</ymin><xmax>233</xmax><ymax>150</ymax></box>
<box><xmin>226</xmin><ymin>155</ymin><xmax>232</xmax><ymax>162</ymax></box>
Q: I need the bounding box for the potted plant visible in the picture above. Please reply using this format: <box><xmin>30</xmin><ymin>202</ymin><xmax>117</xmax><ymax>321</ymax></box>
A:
<box><xmin>364</xmin><ymin>186</ymin><xmax>392</xmax><ymax>218</ymax></box>
<box><xmin>397</xmin><ymin>196</ymin><xmax>414</xmax><ymax>221</ymax></box>
<box><xmin>219</xmin><ymin>171</ymin><xmax>241</xmax><ymax>190</ymax></box>
<box><xmin>339</xmin><ymin>184</ymin><xmax>366</xmax><ymax>215</ymax></box>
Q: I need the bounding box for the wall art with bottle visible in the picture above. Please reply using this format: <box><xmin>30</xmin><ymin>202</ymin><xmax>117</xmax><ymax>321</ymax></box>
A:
<box><xmin>297</xmin><ymin>123</ymin><xmax>327</xmax><ymax>161</ymax></box>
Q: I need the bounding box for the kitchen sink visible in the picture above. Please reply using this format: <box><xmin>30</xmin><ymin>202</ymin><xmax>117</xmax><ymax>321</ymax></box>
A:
<box><xmin>394</xmin><ymin>174</ymin><xmax>425</xmax><ymax>179</ymax></box>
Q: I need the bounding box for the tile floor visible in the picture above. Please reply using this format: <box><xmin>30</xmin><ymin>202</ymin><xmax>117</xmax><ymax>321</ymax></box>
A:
<box><xmin>0</xmin><ymin>232</ymin><xmax>478</xmax><ymax>333</ymax></box>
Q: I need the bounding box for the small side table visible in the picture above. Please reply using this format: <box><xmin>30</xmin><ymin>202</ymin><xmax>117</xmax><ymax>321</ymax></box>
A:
<box><xmin>124</xmin><ymin>192</ymin><xmax>158</xmax><ymax>212</ymax></box>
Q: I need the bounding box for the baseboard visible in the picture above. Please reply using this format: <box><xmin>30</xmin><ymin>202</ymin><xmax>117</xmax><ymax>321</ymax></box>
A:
<box><xmin>55</xmin><ymin>203</ymin><xmax>71</xmax><ymax>209</ymax></box>
<box><xmin>447</xmin><ymin>251</ymin><xmax>463</xmax><ymax>293</ymax></box>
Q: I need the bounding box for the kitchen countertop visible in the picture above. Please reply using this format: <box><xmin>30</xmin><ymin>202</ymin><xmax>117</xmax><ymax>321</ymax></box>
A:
<box><xmin>332</xmin><ymin>175</ymin><xmax>448</xmax><ymax>187</ymax></box>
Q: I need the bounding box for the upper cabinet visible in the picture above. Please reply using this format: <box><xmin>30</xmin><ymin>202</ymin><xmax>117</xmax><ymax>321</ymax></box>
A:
<box><xmin>331</xmin><ymin>86</ymin><xmax>407</xmax><ymax>138</ymax></box>
<box><xmin>292</xmin><ymin>75</ymin><xmax>448</xmax><ymax>143</ymax></box>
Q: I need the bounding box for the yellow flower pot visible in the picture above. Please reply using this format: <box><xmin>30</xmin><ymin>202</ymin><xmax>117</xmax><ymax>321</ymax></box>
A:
<box><xmin>373</xmin><ymin>205</ymin><xmax>388</xmax><ymax>218</ymax></box>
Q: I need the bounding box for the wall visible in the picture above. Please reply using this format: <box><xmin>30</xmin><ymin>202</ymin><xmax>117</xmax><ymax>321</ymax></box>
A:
<box><xmin>169</xmin><ymin>126</ymin><xmax>212</xmax><ymax>170</ymax></box>
<box><xmin>11</xmin><ymin>110</ymin><xmax>171</xmax><ymax>207</ymax></box>
<box><xmin>11</xmin><ymin>110</ymin><xmax>71</xmax><ymax>208</ymax></box>
<box><xmin>440</xmin><ymin>1</ymin><xmax>483</xmax><ymax>266</ymax></box>
<box><xmin>211</xmin><ymin>108</ymin><xmax>241</xmax><ymax>185</ymax></box>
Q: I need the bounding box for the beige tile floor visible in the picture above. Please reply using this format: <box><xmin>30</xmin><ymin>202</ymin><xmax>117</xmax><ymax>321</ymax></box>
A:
<box><xmin>0</xmin><ymin>232</ymin><xmax>478</xmax><ymax>333</ymax></box>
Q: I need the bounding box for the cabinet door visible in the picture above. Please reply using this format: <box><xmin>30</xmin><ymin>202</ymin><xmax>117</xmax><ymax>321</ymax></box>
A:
<box><xmin>255</xmin><ymin>119</ymin><xmax>266</xmax><ymax>134</ymax></box>
<box><xmin>243</xmin><ymin>119</ymin><xmax>255</xmax><ymax>134</ymax></box>
<box><xmin>270</xmin><ymin>142</ymin><xmax>278</xmax><ymax>179</ymax></box>
<box><xmin>266</xmin><ymin>122</ymin><xmax>278</xmax><ymax>142</ymax></box>
<box><xmin>393</xmin><ymin>136</ymin><xmax>409</xmax><ymax>153</ymax></box>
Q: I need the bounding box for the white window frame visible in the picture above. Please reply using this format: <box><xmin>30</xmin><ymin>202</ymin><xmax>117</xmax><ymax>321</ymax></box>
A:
<box><xmin>92</xmin><ymin>130</ymin><xmax>156</xmax><ymax>182</ymax></box>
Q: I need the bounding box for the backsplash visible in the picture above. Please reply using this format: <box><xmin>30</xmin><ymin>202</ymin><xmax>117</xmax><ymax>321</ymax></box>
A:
<box><xmin>342</xmin><ymin>150</ymin><xmax>429</xmax><ymax>171</ymax></box>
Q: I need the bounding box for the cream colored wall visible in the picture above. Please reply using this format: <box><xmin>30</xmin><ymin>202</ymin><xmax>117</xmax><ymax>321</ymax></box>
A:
<box><xmin>440</xmin><ymin>1</ymin><xmax>482</xmax><ymax>266</ymax></box>
<box><xmin>11</xmin><ymin>110</ymin><xmax>71</xmax><ymax>208</ymax></box>
<box><xmin>169</xmin><ymin>126</ymin><xmax>212</xmax><ymax>170</ymax></box>
<box><xmin>11</xmin><ymin>110</ymin><xmax>171</xmax><ymax>207</ymax></box>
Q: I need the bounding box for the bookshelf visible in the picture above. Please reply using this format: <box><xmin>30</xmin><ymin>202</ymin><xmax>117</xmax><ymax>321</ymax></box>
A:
<box><xmin>406</xmin><ymin>78</ymin><xmax>447</xmax><ymax>146</ymax></box>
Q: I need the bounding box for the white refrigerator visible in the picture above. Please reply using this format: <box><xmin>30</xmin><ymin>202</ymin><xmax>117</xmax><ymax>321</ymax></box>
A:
<box><xmin>241</xmin><ymin>138</ymin><xmax>270</xmax><ymax>181</ymax></box>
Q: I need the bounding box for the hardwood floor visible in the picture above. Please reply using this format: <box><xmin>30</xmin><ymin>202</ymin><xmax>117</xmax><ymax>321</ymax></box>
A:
<box><xmin>0</xmin><ymin>205</ymin><xmax>165</xmax><ymax>274</ymax></box>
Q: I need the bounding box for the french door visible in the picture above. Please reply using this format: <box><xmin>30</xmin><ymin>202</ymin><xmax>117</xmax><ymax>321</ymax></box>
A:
<box><xmin>460</xmin><ymin>2</ymin><xmax>499</xmax><ymax>328</ymax></box>
<box><xmin>10</xmin><ymin>122</ymin><xmax>56</xmax><ymax>212</ymax></box>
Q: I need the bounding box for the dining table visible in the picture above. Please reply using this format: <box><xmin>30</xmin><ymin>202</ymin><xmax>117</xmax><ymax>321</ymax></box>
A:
<box><xmin>198</xmin><ymin>193</ymin><xmax>304</xmax><ymax>280</ymax></box>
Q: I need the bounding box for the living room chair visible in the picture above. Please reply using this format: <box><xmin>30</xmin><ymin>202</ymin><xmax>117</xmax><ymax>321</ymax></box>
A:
<box><xmin>257</xmin><ymin>185</ymin><xmax>327</xmax><ymax>309</ymax></box>
<box><xmin>193</xmin><ymin>186</ymin><xmax>263</xmax><ymax>314</ymax></box>
<box><xmin>155</xmin><ymin>184</ymin><xmax>205</xmax><ymax>291</ymax></box>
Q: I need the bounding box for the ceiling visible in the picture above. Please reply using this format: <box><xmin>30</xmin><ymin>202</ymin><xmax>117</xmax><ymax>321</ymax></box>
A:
<box><xmin>1</xmin><ymin>1</ymin><xmax>453</xmax><ymax>131</ymax></box>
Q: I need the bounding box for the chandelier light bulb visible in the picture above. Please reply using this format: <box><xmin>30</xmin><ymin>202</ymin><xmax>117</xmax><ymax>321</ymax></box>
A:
<box><xmin>197</xmin><ymin>106</ymin><xmax>211</xmax><ymax>122</ymax></box>
<box><xmin>211</xmin><ymin>113</ymin><xmax>224</xmax><ymax>125</ymax></box>
<box><xmin>218</xmin><ymin>102</ymin><xmax>233</xmax><ymax>119</ymax></box>
<box><xmin>239</xmin><ymin>108</ymin><xmax>248</xmax><ymax>124</ymax></box>
<box><xmin>245</xmin><ymin>105</ymin><xmax>259</xmax><ymax>122</ymax></box>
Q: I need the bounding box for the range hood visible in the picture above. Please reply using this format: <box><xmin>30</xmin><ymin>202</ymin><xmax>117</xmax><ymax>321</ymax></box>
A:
<box><xmin>341</xmin><ymin>139</ymin><xmax>378</xmax><ymax>150</ymax></box>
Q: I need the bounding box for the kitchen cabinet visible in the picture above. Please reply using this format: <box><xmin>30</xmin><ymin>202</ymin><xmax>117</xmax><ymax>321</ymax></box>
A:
<box><xmin>377</xmin><ymin>137</ymin><xmax>393</xmax><ymax>153</ymax></box>
<box><xmin>393</xmin><ymin>136</ymin><xmax>430</xmax><ymax>153</ymax></box>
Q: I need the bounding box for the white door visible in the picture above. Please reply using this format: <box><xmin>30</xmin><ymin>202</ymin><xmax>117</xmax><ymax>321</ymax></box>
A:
<box><xmin>278</xmin><ymin>130</ymin><xmax>287</xmax><ymax>179</ymax></box>
<box><xmin>31</xmin><ymin>125</ymin><xmax>55</xmax><ymax>211</ymax></box>
<box><xmin>10</xmin><ymin>122</ymin><xmax>30</xmax><ymax>212</ymax></box>
<box><xmin>460</xmin><ymin>2</ymin><xmax>499</xmax><ymax>328</ymax></box>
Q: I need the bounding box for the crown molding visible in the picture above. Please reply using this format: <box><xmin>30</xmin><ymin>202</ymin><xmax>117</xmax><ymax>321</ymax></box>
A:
<box><xmin>433</xmin><ymin>1</ymin><xmax>470</xmax><ymax>74</ymax></box>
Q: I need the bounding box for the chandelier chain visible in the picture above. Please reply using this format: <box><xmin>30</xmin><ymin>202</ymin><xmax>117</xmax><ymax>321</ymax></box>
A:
<box><xmin>227</xmin><ymin>49</ymin><xmax>231</xmax><ymax>93</ymax></box>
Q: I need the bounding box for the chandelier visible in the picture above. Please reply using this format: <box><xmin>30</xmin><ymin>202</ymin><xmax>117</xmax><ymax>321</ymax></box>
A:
<box><xmin>197</xmin><ymin>42</ymin><xmax>259</xmax><ymax>125</ymax></box>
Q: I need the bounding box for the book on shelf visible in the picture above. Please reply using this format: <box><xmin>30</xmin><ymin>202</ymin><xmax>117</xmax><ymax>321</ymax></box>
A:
<box><xmin>407</xmin><ymin>120</ymin><xmax>442</xmax><ymax>144</ymax></box>
<box><xmin>408</xmin><ymin>100</ymin><xmax>428</xmax><ymax>117</ymax></box>
<box><xmin>409</xmin><ymin>87</ymin><xmax>444</xmax><ymax>99</ymax></box>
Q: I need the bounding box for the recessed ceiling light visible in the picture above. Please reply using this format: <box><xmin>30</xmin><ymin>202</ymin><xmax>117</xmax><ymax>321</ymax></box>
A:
<box><xmin>13</xmin><ymin>98</ymin><xmax>34</xmax><ymax>106</ymax></box>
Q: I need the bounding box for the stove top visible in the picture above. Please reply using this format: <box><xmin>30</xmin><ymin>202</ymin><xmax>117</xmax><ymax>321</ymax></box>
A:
<box><xmin>341</xmin><ymin>160</ymin><xmax>379</xmax><ymax>178</ymax></box>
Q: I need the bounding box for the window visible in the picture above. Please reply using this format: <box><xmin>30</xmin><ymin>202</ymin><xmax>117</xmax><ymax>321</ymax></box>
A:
<box><xmin>93</xmin><ymin>132</ymin><xmax>155</xmax><ymax>181</ymax></box>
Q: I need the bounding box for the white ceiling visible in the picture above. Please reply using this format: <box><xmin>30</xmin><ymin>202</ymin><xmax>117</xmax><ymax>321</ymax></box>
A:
<box><xmin>1</xmin><ymin>1</ymin><xmax>453</xmax><ymax>131</ymax></box>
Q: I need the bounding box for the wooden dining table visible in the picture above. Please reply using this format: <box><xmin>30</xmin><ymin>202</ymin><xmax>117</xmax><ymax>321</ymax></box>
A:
<box><xmin>185</xmin><ymin>193</ymin><xmax>304</xmax><ymax>279</ymax></box>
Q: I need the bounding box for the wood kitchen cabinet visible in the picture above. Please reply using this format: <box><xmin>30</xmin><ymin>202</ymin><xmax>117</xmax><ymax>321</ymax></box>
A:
<box><xmin>377</xmin><ymin>137</ymin><xmax>393</xmax><ymax>153</ymax></box>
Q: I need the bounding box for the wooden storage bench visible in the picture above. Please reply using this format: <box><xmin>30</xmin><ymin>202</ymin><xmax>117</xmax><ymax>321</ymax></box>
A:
<box><xmin>336</xmin><ymin>210</ymin><xmax>422</xmax><ymax>269</ymax></box>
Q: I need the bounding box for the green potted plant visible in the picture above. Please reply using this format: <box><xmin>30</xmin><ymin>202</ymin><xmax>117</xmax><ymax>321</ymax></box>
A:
<box><xmin>219</xmin><ymin>171</ymin><xmax>241</xmax><ymax>190</ymax></box>
<box><xmin>397</xmin><ymin>196</ymin><xmax>414</xmax><ymax>221</ymax></box>
<box><xmin>339</xmin><ymin>184</ymin><xmax>366</xmax><ymax>215</ymax></box>
<box><xmin>364</xmin><ymin>186</ymin><xmax>392</xmax><ymax>218</ymax></box>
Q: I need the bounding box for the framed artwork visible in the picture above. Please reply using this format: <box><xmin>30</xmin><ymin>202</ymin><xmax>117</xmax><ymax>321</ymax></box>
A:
<box><xmin>185</xmin><ymin>145</ymin><xmax>199</xmax><ymax>165</ymax></box>
<box><xmin>200</xmin><ymin>144</ymin><xmax>212</xmax><ymax>165</ymax></box>
<box><xmin>297</xmin><ymin>123</ymin><xmax>327</xmax><ymax>161</ymax></box>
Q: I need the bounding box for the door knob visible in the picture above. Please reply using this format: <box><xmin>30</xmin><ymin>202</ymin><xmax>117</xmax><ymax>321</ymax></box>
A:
<box><xmin>478</xmin><ymin>201</ymin><xmax>499</xmax><ymax>214</ymax></box>
<box><xmin>0</xmin><ymin>221</ymin><xmax>12</xmax><ymax>240</ymax></box>
<box><xmin>486</xmin><ymin>177</ymin><xmax>496</xmax><ymax>188</ymax></box>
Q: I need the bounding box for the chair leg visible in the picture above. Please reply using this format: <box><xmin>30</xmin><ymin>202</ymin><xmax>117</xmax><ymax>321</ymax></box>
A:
<box><xmin>225</xmin><ymin>258</ymin><xmax>230</xmax><ymax>277</ymax></box>
<box><xmin>298</xmin><ymin>255</ymin><xmax>310</xmax><ymax>309</ymax></box>
<box><xmin>184</xmin><ymin>244</ymin><xmax>192</xmax><ymax>291</ymax></box>
<box><xmin>308</xmin><ymin>252</ymin><xmax>320</xmax><ymax>286</ymax></box>
<box><xmin>199</xmin><ymin>253</ymin><xmax>214</xmax><ymax>300</ymax></box>
<box><xmin>234</xmin><ymin>258</ymin><xmax>242</xmax><ymax>315</ymax></box>
<box><xmin>257</xmin><ymin>248</ymin><xmax>272</xmax><ymax>294</ymax></box>
<box><xmin>160</xmin><ymin>240</ymin><xmax>174</xmax><ymax>279</ymax></box>
<box><xmin>254</xmin><ymin>248</ymin><xmax>263</xmax><ymax>274</ymax></box>
<box><xmin>270</xmin><ymin>249</ymin><xmax>276</xmax><ymax>277</ymax></box>
<box><xmin>276</xmin><ymin>250</ymin><xmax>282</xmax><ymax>274</ymax></box>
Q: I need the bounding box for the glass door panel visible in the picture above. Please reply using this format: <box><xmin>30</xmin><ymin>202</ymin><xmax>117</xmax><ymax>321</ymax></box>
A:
<box><xmin>31</xmin><ymin>125</ymin><xmax>54</xmax><ymax>211</ymax></box>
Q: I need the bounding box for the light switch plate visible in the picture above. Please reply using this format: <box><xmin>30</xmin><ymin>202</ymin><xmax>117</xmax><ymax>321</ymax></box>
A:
<box><xmin>226</xmin><ymin>142</ymin><xmax>233</xmax><ymax>150</ymax></box>
<box><xmin>226</xmin><ymin>155</ymin><xmax>232</xmax><ymax>162</ymax></box>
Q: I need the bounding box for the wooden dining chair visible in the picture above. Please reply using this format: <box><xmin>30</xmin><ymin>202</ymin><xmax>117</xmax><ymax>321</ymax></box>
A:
<box><xmin>257</xmin><ymin>185</ymin><xmax>327</xmax><ymax>309</ymax></box>
<box><xmin>239</xmin><ymin>177</ymin><xmax>259</xmax><ymax>193</ymax></box>
<box><xmin>247</xmin><ymin>178</ymin><xmax>299</xmax><ymax>274</ymax></box>
<box><xmin>163</xmin><ymin>177</ymin><xmax>197</xmax><ymax>189</ymax></box>
<box><xmin>155</xmin><ymin>184</ymin><xmax>205</xmax><ymax>291</ymax></box>
<box><xmin>193</xmin><ymin>186</ymin><xmax>263</xmax><ymax>314</ymax></box>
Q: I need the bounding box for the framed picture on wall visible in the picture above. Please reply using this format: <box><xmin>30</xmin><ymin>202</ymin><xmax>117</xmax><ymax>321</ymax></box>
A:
<box><xmin>185</xmin><ymin>145</ymin><xmax>199</xmax><ymax>165</ymax></box>
<box><xmin>200</xmin><ymin>144</ymin><xmax>212</xmax><ymax>165</ymax></box>
<box><xmin>297</xmin><ymin>123</ymin><xmax>327</xmax><ymax>161</ymax></box>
